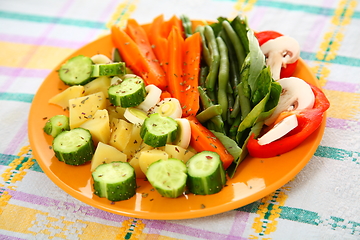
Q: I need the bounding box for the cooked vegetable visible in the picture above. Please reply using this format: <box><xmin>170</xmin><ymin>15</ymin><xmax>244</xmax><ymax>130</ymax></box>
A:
<box><xmin>90</xmin><ymin>142</ymin><xmax>127</xmax><ymax>172</ymax></box>
<box><xmin>146</xmin><ymin>158</ymin><xmax>187</xmax><ymax>198</ymax></box>
<box><xmin>91</xmin><ymin>54</ymin><xmax>112</xmax><ymax>64</ymax></box>
<box><xmin>140</xmin><ymin>113</ymin><xmax>179</xmax><ymax>148</ymax></box>
<box><xmin>43</xmin><ymin>115</ymin><xmax>70</xmax><ymax>137</ymax></box>
<box><xmin>58</xmin><ymin>55</ymin><xmax>93</xmax><ymax>86</ymax></box>
<box><xmin>92</xmin><ymin>162</ymin><xmax>137</xmax><ymax>201</ymax></box>
<box><xmin>186</xmin><ymin>116</ymin><xmax>234</xmax><ymax>170</ymax></box>
<box><xmin>91</xmin><ymin>62</ymin><xmax>125</xmax><ymax>78</ymax></box>
<box><xmin>186</xmin><ymin>151</ymin><xmax>226</xmax><ymax>195</ymax></box>
<box><xmin>111</xmin><ymin>25</ymin><xmax>167</xmax><ymax>90</ymax></box>
<box><xmin>108</xmin><ymin>76</ymin><xmax>146</xmax><ymax>108</ymax></box>
<box><xmin>137</xmin><ymin>84</ymin><xmax>162</xmax><ymax>112</ymax></box>
<box><xmin>152</xmin><ymin>98</ymin><xmax>182</xmax><ymax>119</ymax></box>
<box><xmin>52</xmin><ymin>127</ymin><xmax>95</xmax><ymax>165</ymax></box>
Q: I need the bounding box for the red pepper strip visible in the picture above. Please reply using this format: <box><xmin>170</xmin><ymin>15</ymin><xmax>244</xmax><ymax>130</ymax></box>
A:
<box><xmin>254</xmin><ymin>30</ymin><xmax>298</xmax><ymax>79</ymax></box>
<box><xmin>247</xmin><ymin>84</ymin><xmax>330</xmax><ymax>158</ymax></box>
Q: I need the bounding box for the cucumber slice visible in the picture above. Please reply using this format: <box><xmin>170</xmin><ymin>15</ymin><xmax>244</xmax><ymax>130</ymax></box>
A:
<box><xmin>91</xmin><ymin>62</ymin><xmax>126</xmax><ymax>77</ymax></box>
<box><xmin>108</xmin><ymin>76</ymin><xmax>146</xmax><ymax>108</ymax></box>
<box><xmin>186</xmin><ymin>151</ymin><xmax>227</xmax><ymax>195</ymax></box>
<box><xmin>92</xmin><ymin>162</ymin><xmax>137</xmax><ymax>201</ymax></box>
<box><xmin>52</xmin><ymin>128</ymin><xmax>95</xmax><ymax>165</ymax></box>
<box><xmin>43</xmin><ymin>115</ymin><xmax>70</xmax><ymax>137</ymax></box>
<box><xmin>58</xmin><ymin>55</ymin><xmax>93</xmax><ymax>86</ymax></box>
<box><xmin>140</xmin><ymin>113</ymin><xmax>179</xmax><ymax>148</ymax></box>
<box><xmin>146</xmin><ymin>158</ymin><xmax>187</xmax><ymax>198</ymax></box>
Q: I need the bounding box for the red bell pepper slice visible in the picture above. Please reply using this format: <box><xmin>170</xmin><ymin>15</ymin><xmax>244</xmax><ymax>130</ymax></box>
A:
<box><xmin>254</xmin><ymin>30</ymin><xmax>298</xmax><ymax>79</ymax></box>
<box><xmin>247</xmin><ymin>84</ymin><xmax>330</xmax><ymax>158</ymax></box>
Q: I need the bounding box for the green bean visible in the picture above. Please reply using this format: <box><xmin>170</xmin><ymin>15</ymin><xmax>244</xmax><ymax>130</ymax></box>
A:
<box><xmin>227</xmin><ymin>91</ymin><xmax>235</xmax><ymax>124</ymax></box>
<box><xmin>204</xmin><ymin>25</ymin><xmax>220</xmax><ymax>92</ymax></box>
<box><xmin>216</xmin><ymin>36</ymin><xmax>229</xmax><ymax>121</ymax></box>
<box><xmin>198</xmin><ymin>86</ymin><xmax>225</xmax><ymax>133</ymax></box>
<box><xmin>180</xmin><ymin>15</ymin><xmax>193</xmax><ymax>38</ymax></box>
<box><xmin>229</xmin><ymin>114</ymin><xmax>242</xmax><ymax>140</ymax></box>
<box><xmin>196</xmin><ymin>105</ymin><xmax>222</xmax><ymax>123</ymax></box>
<box><xmin>196</xmin><ymin>26</ymin><xmax>212</xmax><ymax>66</ymax></box>
<box><xmin>238</xmin><ymin>82</ymin><xmax>252</xmax><ymax>120</ymax></box>
<box><xmin>230</xmin><ymin>94</ymin><xmax>241</xmax><ymax>119</ymax></box>
<box><xmin>220</xmin><ymin>29</ymin><xmax>240</xmax><ymax>95</ymax></box>
<box><xmin>199</xmin><ymin>65</ymin><xmax>209</xmax><ymax>88</ymax></box>
<box><xmin>222</xmin><ymin>20</ymin><xmax>245</xmax><ymax>71</ymax></box>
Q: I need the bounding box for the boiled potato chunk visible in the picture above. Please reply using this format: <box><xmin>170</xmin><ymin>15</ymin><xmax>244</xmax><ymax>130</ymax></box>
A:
<box><xmin>91</xmin><ymin>142</ymin><xmax>127</xmax><ymax>172</ymax></box>
<box><xmin>84</xmin><ymin>76</ymin><xmax>111</xmax><ymax>98</ymax></box>
<box><xmin>122</xmin><ymin>124</ymin><xmax>143</xmax><ymax>160</ymax></box>
<box><xmin>69</xmin><ymin>91</ymin><xmax>107</xmax><ymax>129</ymax></box>
<box><xmin>80</xmin><ymin>109</ymin><xmax>110</xmax><ymax>145</ymax></box>
<box><xmin>108</xmin><ymin>105</ymin><xmax>126</xmax><ymax>122</ymax></box>
<box><xmin>49</xmin><ymin>85</ymin><xmax>85</xmax><ymax>109</ymax></box>
<box><xmin>109</xmin><ymin>118</ymin><xmax>133</xmax><ymax>152</ymax></box>
<box><xmin>138</xmin><ymin>149</ymin><xmax>168</xmax><ymax>174</ymax></box>
<box><xmin>164</xmin><ymin>144</ymin><xmax>195</xmax><ymax>163</ymax></box>
<box><xmin>129</xmin><ymin>152</ymin><xmax>146</xmax><ymax>179</ymax></box>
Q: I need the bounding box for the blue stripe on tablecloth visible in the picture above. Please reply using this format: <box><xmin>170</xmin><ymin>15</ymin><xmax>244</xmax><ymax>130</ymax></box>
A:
<box><xmin>0</xmin><ymin>92</ymin><xmax>34</xmax><ymax>103</ymax></box>
<box><xmin>301</xmin><ymin>51</ymin><xmax>360</xmax><ymax>67</ymax></box>
<box><xmin>0</xmin><ymin>10</ymin><xmax>106</xmax><ymax>29</ymax></box>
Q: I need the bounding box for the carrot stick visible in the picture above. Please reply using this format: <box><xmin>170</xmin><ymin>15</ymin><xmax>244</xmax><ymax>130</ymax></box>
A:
<box><xmin>148</xmin><ymin>15</ymin><xmax>169</xmax><ymax>77</ymax></box>
<box><xmin>181</xmin><ymin>32</ymin><xmax>201</xmax><ymax>117</ymax></box>
<box><xmin>167</xmin><ymin>26</ymin><xmax>184</xmax><ymax>101</ymax></box>
<box><xmin>162</xmin><ymin>15</ymin><xmax>184</xmax><ymax>39</ymax></box>
<box><xmin>160</xmin><ymin>90</ymin><xmax>172</xmax><ymax>101</ymax></box>
<box><xmin>186</xmin><ymin>116</ymin><xmax>234</xmax><ymax>170</ymax></box>
<box><xmin>124</xmin><ymin>19</ymin><xmax>167</xmax><ymax>90</ymax></box>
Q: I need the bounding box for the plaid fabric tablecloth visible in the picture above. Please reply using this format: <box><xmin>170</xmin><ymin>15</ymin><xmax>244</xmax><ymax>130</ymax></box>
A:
<box><xmin>1</xmin><ymin>0</ymin><xmax>359</xmax><ymax>239</ymax></box>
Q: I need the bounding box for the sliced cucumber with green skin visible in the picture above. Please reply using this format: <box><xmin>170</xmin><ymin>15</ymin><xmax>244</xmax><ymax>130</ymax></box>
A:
<box><xmin>91</xmin><ymin>62</ymin><xmax>126</xmax><ymax>77</ymax></box>
<box><xmin>108</xmin><ymin>76</ymin><xmax>146</xmax><ymax>108</ymax></box>
<box><xmin>52</xmin><ymin>128</ymin><xmax>95</xmax><ymax>165</ymax></box>
<box><xmin>43</xmin><ymin>115</ymin><xmax>70</xmax><ymax>137</ymax></box>
<box><xmin>92</xmin><ymin>162</ymin><xmax>137</xmax><ymax>201</ymax></box>
<box><xmin>140</xmin><ymin>113</ymin><xmax>179</xmax><ymax>148</ymax></box>
<box><xmin>186</xmin><ymin>151</ymin><xmax>227</xmax><ymax>195</ymax></box>
<box><xmin>146</xmin><ymin>158</ymin><xmax>187</xmax><ymax>198</ymax></box>
<box><xmin>58</xmin><ymin>55</ymin><xmax>93</xmax><ymax>86</ymax></box>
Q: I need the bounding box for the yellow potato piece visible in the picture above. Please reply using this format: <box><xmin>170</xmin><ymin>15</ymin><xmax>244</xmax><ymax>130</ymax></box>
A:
<box><xmin>84</xmin><ymin>76</ymin><xmax>111</xmax><ymax>98</ymax></box>
<box><xmin>91</xmin><ymin>142</ymin><xmax>127</xmax><ymax>172</ymax></box>
<box><xmin>129</xmin><ymin>152</ymin><xmax>146</xmax><ymax>179</ymax></box>
<box><xmin>138</xmin><ymin>149</ymin><xmax>168</xmax><ymax>174</ymax></box>
<box><xmin>80</xmin><ymin>109</ymin><xmax>110</xmax><ymax>145</ymax></box>
<box><xmin>109</xmin><ymin>118</ymin><xmax>133</xmax><ymax>152</ymax></box>
<box><xmin>164</xmin><ymin>144</ymin><xmax>195</xmax><ymax>164</ymax></box>
<box><xmin>49</xmin><ymin>85</ymin><xmax>85</xmax><ymax>109</ymax></box>
<box><xmin>68</xmin><ymin>91</ymin><xmax>107</xmax><ymax>129</ymax></box>
<box><xmin>122</xmin><ymin>124</ymin><xmax>143</xmax><ymax>160</ymax></box>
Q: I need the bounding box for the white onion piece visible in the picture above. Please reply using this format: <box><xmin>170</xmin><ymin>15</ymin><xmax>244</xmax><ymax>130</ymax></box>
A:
<box><xmin>124</xmin><ymin>107</ymin><xmax>148</xmax><ymax>125</ymax></box>
<box><xmin>173</xmin><ymin>118</ymin><xmax>191</xmax><ymax>149</ymax></box>
<box><xmin>152</xmin><ymin>98</ymin><xmax>182</xmax><ymax>119</ymax></box>
<box><xmin>137</xmin><ymin>84</ymin><xmax>162</xmax><ymax>112</ymax></box>
<box><xmin>91</xmin><ymin>54</ymin><xmax>113</xmax><ymax>64</ymax></box>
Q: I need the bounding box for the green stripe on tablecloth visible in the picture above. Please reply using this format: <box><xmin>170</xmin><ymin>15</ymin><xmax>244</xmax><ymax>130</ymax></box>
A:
<box><xmin>0</xmin><ymin>153</ymin><xmax>43</xmax><ymax>172</ymax></box>
<box><xmin>0</xmin><ymin>92</ymin><xmax>34</xmax><ymax>103</ymax></box>
<box><xmin>315</xmin><ymin>145</ymin><xmax>360</xmax><ymax>163</ymax></box>
<box><xmin>0</xmin><ymin>10</ymin><xmax>106</xmax><ymax>29</ymax></box>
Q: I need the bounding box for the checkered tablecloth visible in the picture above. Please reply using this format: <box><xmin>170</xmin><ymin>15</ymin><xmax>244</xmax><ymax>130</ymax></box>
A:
<box><xmin>1</xmin><ymin>0</ymin><xmax>359</xmax><ymax>239</ymax></box>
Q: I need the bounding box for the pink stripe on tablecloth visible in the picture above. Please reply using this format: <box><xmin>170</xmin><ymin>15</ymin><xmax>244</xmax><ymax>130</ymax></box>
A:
<box><xmin>228</xmin><ymin>210</ymin><xmax>250</xmax><ymax>238</ymax></box>
<box><xmin>0</xmin><ymin>33</ymin><xmax>86</xmax><ymax>49</ymax></box>
<box><xmin>326</xmin><ymin>117</ymin><xmax>360</xmax><ymax>130</ymax></box>
<box><xmin>323</xmin><ymin>80</ymin><xmax>360</xmax><ymax>93</ymax></box>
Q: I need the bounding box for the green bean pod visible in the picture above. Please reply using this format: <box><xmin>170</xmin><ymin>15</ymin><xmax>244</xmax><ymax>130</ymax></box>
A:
<box><xmin>196</xmin><ymin>105</ymin><xmax>223</xmax><ymax>123</ymax></box>
<box><xmin>204</xmin><ymin>25</ymin><xmax>220</xmax><ymax>92</ymax></box>
<box><xmin>222</xmin><ymin>20</ymin><xmax>245</xmax><ymax>71</ymax></box>
<box><xmin>216</xmin><ymin>36</ymin><xmax>229</xmax><ymax>121</ymax></box>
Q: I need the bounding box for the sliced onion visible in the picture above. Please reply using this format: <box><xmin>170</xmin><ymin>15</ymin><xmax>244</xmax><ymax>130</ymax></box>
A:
<box><xmin>173</xmin><ymin>118</ymin><xmax>191</xmax><ymax>149</ymax></box>
<box><xmin>137</xmin><ymin>84</ymin><xmax>162</xmax><ymax>112</ymax></box>
<box><xmin>152</xmin><ymin>98</ymin><xmax>182</xmax><ymax>119</ymax></box>
<box><xmin>91</xmin><ymin>54</ymin><xmax>113</xmax><ymax>64</ymax></box>
<box><xmin>124</xmin><ymin>107</ymin><xmax>148</xmax><ymax>125</ymax></box>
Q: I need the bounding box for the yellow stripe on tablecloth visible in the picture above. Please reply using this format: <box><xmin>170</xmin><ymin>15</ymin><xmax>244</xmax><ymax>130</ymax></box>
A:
<box><xmin>322</xmin><ymin>89</ymin><xmax>360</xmax><ymax>120</ymax></box>
<box><xmin>231</xmin><ymin>0</ymin><xmax>258</xmax><ymax>18</ymax></box>
<box><xmin>0</xmin><ymin>42</ymin><xmax>74</xmax><ymax>69</ymax></box>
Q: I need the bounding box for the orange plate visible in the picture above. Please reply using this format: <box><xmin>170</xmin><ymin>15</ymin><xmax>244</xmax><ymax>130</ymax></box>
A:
<box><xmin>28</xmin><ymin>34</ymin><xmax>326</xmax><ymax>220</ymax></box>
